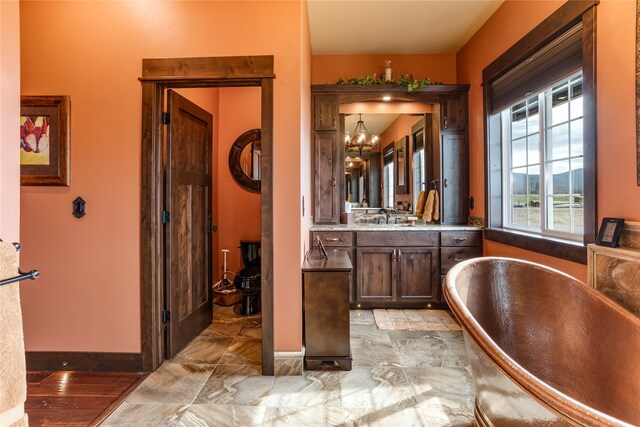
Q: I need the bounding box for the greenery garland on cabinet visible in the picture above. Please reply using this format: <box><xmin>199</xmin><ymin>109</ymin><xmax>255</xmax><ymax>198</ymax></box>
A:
<box><xmin>334</xmin><ymin>75</ymin><xmax>443</xmax><ymax>92</ymax></box>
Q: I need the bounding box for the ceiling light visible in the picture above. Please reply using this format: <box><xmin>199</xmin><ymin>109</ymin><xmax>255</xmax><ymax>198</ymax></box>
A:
<box><xmin>345</xmin><ymin>114</ymin><xmax>378</xmax><ymax>156</ymax></box>
<box><xmin>382</xmin><ymin>95</ymin><xmax>391</xmax><ymax>102</ymax></box>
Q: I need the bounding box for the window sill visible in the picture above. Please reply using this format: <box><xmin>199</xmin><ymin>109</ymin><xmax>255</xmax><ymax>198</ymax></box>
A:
<box><xmin>484</xmin><ymin>228</ymin><xmax>587</xmax><ymax>265</ymax></box>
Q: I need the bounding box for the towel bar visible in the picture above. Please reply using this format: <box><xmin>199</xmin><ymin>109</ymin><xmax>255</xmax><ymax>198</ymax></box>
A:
<box><xmin>0</xmin><ymin>270</ymin><xmax>39</xmax><ymax>287</ymax></box>
<box><xmin>0</xmin><ymin>239</ymin><xmax>40</xmax><ymax>287</ymax></box>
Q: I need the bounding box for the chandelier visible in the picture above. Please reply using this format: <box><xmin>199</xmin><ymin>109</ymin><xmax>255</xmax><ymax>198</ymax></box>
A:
<box><xmin>345</xmin><ymin>114</ymin><xmax>379</xmax><ymax>155</ymax></box>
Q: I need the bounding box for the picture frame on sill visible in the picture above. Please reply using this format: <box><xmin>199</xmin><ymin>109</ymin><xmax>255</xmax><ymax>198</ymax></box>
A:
<box><xmin>595</xmin><ymin>217</ymin><xmax>625</xmax><ymax>248</ymax></box>
<box><xmin>20</xmin><ymin>95</ymin><xmax>70</xmax><ymax>186</ymax></box>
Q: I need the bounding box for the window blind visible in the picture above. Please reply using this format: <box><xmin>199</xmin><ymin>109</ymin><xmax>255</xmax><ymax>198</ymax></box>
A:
<box><xmin>490</xmin><ymin>23</ymin><xmax>583</xmax><ymax>114</ymax></box>
<box><xmin>383</xmin><ymin>144</ymin><xmax>394</xmax><ymax>165</ymax></box>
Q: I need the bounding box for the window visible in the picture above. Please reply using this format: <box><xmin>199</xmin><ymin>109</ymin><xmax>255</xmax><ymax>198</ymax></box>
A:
<box><xmin>483</xmin><ymin>1</ymin><xmax>597</xmax><ymax>264</ymax></box>
<box><xmin>412</xmin><ymin>148</ymin><xmax>425</xmax><ymax>209</ymax></box>
<box><xmin>383</xmin><ymin>144</ymin><xmax>394</xmax><ymax>208</ymax></box>
<box><xmin>501</xmin><ymin>73</ymin><xmax>584</xmax><ymax>241</ymax></box>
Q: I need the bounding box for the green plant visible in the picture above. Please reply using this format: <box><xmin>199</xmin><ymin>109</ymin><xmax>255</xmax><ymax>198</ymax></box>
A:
<box><xmin>334</xmin><ymin>75</ymin><xmax>443</xmax><ymax>91</ymax></box>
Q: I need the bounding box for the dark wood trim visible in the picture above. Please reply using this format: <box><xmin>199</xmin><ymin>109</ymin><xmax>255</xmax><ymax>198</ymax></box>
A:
<box><xmin>142</xmin><ymin>56</ymin><xmax>275</xmax><ymax>79</ymax></box>
<box><xmin>260</xmin><ymin>78</ymin><xmax>275</xmax><ymax>376</ymax></box>
<box><xmin>25</xmin><ymin>352</ymin><xmax>143</xmax><ymax>372</ymax></box>
<box><xmin>637</xmin><ymin>0</ymin><xmax>640</xmax><ymax>186</ymax></box>
<box><xmin>484</xmin><ymin>228</ymin><xmax>587</xmax><ymax>264</ymax></box>
<box><xmin>482</xmin><ymin>0</ymin><xmax>599</xmax><ymax>83</ymax></box>
<box><xmin>483</xmin><ymin>3</ymin><xmax>598</xmax><ymax>261</ymax></box>
<box><xmin>581</xmin><ymin>6</ymin><xmax>598</xmax><ymax>244</ymax></box>
<box><xmin>140</xmin><ymin>82</ymin><xmax>165</xmax><ymax>372</ymax></box>
<box><xmin>140</xmin><ymin>56</ymin><xmax>275</xmax><ymax>374</ymax></box>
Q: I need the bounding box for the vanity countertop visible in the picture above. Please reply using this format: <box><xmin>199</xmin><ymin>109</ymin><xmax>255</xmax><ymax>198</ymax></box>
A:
<box><xmin>310</xmin><ymin>224</ymin><xmax>483</xmax><ymax>232</ymax></box>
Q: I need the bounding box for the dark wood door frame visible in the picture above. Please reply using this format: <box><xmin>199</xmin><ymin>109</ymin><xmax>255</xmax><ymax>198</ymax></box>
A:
<box><xmin>139</xmin><ymin>56</ymin><xmax>275</xmax><ymax>374</ymax></box>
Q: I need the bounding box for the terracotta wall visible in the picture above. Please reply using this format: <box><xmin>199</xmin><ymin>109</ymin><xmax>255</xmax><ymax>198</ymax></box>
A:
<box><xmin>217</xmin><ymin>87</ymin><xmax>262</xmax><ymax>274</ymax></box>
<box><xmin>0</xmin><ymin>1</ymin><xmax>21</xmax><ymax>243</ymax></box>
<box><xmin>19</xmin><ymin>1</ymin><xmax>307</xmax><ymax>353</ymax></box>
<box><xmin>300</xmin><ymin>2</ymin><xmax>312</xmax><ymax>266</ymax></box>
<box><xmin>457</xmin><ymin>0</ymin><xmax>640</xmax><ymax>282</ymax></box>
<box><xmin>312</xmin><ymin>54</ymin><xmax>457</xmax><ymax>85</ymax></box>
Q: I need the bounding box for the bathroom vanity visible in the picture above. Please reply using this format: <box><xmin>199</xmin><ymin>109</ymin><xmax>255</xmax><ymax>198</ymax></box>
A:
<box><xmin>310</xmin><ymin>225</ymin><xmax>482</xmax><ymax>309</ymax></box>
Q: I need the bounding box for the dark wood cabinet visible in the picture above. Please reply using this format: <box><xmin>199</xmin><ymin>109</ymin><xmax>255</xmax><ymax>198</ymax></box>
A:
<box><xmin>312</xmin><ymin>232</ymin><xmax>355</xmax><ymax>302</ymax></box>
<box><xmin>312</xmin><ymin>229</ymin><xmax>481</xmax><ymax>309</ymax></box>
<box><xmin>357</xmin><ymin>247</ymin><xmax>437</xmax><ymax>304</ymax></box>
<box><xmin>397</xmin><ymin>248</ymin><xmax>438</xmax><ymax>301</ymax></box>
<box><xmin>441</xmin><ymin>94</ymin><xmax>467</xmax><ymax>130</ymax></box>
<box><xmin>441</xmin><ymin>131</ymin><xmax>469</xmax><ymax>225</ymax></box>
<box><xmin>313</xmin><ymin>133</ymin><xmax>341</xmax><ymax>223</ymax></box>
<box><xmin>314</xmin><ymin>95</ymin><xmax>338</xmax><ymax>131</ymax></box>
<box><xmin>357</xmin><ymin>248</ymin><xmax>396</xmax><ymax>302</ymax></box>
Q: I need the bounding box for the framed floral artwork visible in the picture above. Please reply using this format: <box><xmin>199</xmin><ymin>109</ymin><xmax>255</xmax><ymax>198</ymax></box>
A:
<box><xmin>20</xmin><ymin>95</ymin><xmax>70</xmax><ymax>186</ymax></box>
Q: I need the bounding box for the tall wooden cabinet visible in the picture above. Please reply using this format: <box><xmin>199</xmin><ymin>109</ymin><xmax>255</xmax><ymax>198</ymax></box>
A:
<box><xmin>311</xmin><ymin>85</ymin><xmax>470</xmax><ymax>225</ymax></box>
<box><xmin>313</xmin><ymin>95</ymin><xmax>341</xmax><ymax>224</ymax></box>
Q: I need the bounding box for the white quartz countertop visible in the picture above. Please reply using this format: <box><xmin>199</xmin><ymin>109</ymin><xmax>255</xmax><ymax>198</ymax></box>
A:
<box><xmin>310</xmin><ymin>224</ymin><xmax>483</xmax><ymax>232</ymax></box>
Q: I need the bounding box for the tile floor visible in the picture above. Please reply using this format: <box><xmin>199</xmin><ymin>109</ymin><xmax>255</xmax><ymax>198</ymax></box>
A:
<box><xmin>103</xmin><ymin>307</ymin><xmax>475</xmax><ymax>426</ymax></box>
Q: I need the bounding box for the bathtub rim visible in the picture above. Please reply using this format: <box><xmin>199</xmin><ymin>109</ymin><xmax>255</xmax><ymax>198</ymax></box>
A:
<box><xmin>443</xmin><ymin>256</ymin><xmax>637</xmax><ymax>427</ymax></box>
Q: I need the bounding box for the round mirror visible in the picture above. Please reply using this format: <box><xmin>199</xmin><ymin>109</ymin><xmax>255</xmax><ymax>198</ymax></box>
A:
<box><xmin>229</xmin><ymin>128</ymin><xmax>261</xmax><ymax>193</ymax></box>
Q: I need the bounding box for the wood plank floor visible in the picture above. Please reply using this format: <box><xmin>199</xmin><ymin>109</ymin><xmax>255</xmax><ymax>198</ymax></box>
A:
<box><xmin>26</xmin><ymin>371</ymin><xmax>146</xmax><ymax>426</ymax></box>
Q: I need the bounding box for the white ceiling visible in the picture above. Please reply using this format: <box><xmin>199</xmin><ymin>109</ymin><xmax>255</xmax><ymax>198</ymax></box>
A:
<box><xmin>307</xmin><ymin>0</ymin><xmax>504</xmax><ymax>55</ymax></box>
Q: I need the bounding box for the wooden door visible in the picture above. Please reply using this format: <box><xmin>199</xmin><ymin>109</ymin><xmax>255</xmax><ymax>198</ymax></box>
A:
<box><xmin>166</xmin><ymin>90</ymin><xmax>213</xmax><ymax>358</ymax></box>
<box><xmin>314</xmin><ymin>95</ymin><xmax>338</xmax><ymax>131</ymax></box>
<box><xmin>397</xmin><ymin>247</ymin><xmax>438</xmax><ymax>302</ymax></box>
<box><xmin>441</xmin><ymin>131</ymin><xmax>469</xmax><ymax>224</ymax></box>
<box><xmin>357</xmin><ymin>248</ymin><xmax>395</xmax><ymax>302</ymax></box>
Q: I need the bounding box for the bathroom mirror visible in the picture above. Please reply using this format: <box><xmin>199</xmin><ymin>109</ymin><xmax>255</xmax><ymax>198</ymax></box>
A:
<box><xmin>229</xmin><ymin>128</ymin><xmax>261</xmax><ymax>193</ymax></box>
<box><xmin>395</xmin><ymin>135</ymin><xmax>409</xmax><ymax>194</ymax></box>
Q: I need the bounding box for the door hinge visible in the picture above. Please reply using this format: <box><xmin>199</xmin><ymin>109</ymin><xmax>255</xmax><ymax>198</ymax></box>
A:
<box><xmin>162</xmin><ymin>309</ymin><xmax>171</xmax><ymax>324</ymax></box>
<box><xmin>161</xmin><ymin>112</ymin><xmax>170</xmax><ymax>125</ymax></box>
<box><xmin>161</xmin><ymin>210</ymin><xmax>170</xmax><ymax>224</ymax></box>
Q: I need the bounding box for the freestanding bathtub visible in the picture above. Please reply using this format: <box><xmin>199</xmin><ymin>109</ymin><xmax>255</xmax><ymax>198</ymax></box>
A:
<box><xmin>444</xmin><ymin>257</ymin><xmax>640</xmax><ymax>427</ymax></box>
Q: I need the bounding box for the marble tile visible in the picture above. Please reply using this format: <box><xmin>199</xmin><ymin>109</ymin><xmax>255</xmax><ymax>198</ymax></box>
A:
<box><xmin>350</xmin><ymin>324</ymin><xmax>389</xmax><ymax>341</ymax></box>
<box><xmin>344</xmin><ymin>406</ymin><xmax>429</xmax><ymax>427</ymax></box>
<box><xmin>126</xmin><ymin>363</ymin><xmax>214</xmax><ymax>404</ymax></box>
<box><xmin>193</xmin><ymin>365</ymin><xmax>273</xmax><ymax>406</ymax></box>
<box><xmin>101</xmin><ymin>403</ymin><xmax>188</xmax><ymax>426</ymax></box>
<box><xmin>404</xmin><ymin>366</ymin><xmax>475</xmax><ymax>426</ymax></box>
<box><xmin>201</xmin><ymin>318</ymin><xmax>245</xmax><ymax>338</ymax></box>
<box><xmin>350</xmin><ymin>310</ymin><xmax>375</xmax><ymax>325</ymax></box>
<box><xmin>268</xmin><ymin>371</ymin><xmax>342</xmax><ymax>407</ymax></box>
<box><xmin>171</xmin><ymin>337</ymin><xmax>233</xmax><ymax>365</ymax></box>
<box><xmin>218</xmin><ymin>337</ymin><xmax>262</xmax><ymax>367</ymax></box>
<box><xmin>178</xmin><ymin>405</ymin><xmax>265</xmax><ymax>427</ymax></box>
<box><xmin>350</xmin><ymin>338</ymin><xmax>401</xmax><ymax>368</ymax></box>
<box><xmin>262</xmin><ymin>406</ymin><xmax>347</xmax><ymax>426</ymax></box>
<box><xmin>275</xmin><ymin>358</ymin><xmax>303</xmax><ymax>376</ymax></box>
<box><xmin>341</xmin><ymin>365</ymin><xmax>416</xmax><ymax>410</ymax></box>
<box><xmin>392</xmin><ymin>338</ymin><xmax>465</xmax><ymax>368</ymax></box>
<box><xmin>237</xmin><ymin>318</ymin><xmax>262</xmax><ymax>338</ymax></box>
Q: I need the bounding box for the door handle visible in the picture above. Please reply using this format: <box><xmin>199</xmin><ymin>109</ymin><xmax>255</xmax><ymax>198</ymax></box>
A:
<box><xmin>454</xmin><ymin>237</ymin><xmax>466</xmax><ymax>242</ymax></box>
<box><xmin>444</xmin><ymin>178</ymin><xmax>448</xmax><ymax>188</ymax></box>
<box><xmin>325</xmin><ymin>237</ymin><xmax>340</xmax><ymax>242</ymax></box>
<box><xmin>207</xmin><ymin>215</ymin><xmax>217</xmax><ymax>234</ymax></box>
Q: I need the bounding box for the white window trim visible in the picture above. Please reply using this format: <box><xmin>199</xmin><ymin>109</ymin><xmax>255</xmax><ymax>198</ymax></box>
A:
<box><xmin>501</xmin><ymin>73</ymin><xmax>583</xmax><ymax>243</ymax></box>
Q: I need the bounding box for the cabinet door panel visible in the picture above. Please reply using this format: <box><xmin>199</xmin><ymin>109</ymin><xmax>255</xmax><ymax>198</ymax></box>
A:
<box><xmin>441</xmin><ymin>131</ymin><xmax>468</xmax><ymax>224</ymax></box>
<box><xmin>314</xmin><ymin>95</ymin><xmax>338</xmax><ymax>131</ymax></box>
<box><xmin>357</xmin><ymin>248</ymin><xmax>395</xmax><ymax>301</ymax></box>
<box><xmin>398</xmin><ymin>248</ymin><xmax>438</xmax><ymax>301</ymax></box>
<box><xmin>440</xmin><ymin>247</ymin><xmax>482</xmax><ymax>273</ymax></box>
<box><xmin>441</xmin><ymin>94</ymin><xmax>467</xmax><ymax>130</ymax></box>
<box><xmin>314</xmin><ymin>133</ymin><xmax>340</xmax><ymax>223</ymax></box>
